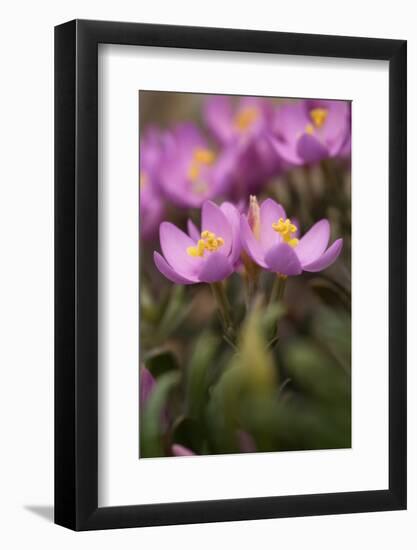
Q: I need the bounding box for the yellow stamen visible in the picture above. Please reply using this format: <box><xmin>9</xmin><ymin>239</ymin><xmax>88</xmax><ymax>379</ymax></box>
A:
<box><xmin>272</xmin><ymin>218</ymin><xmax>299</xmax><ymax>248</ymax></box>
<box><xmin>187</xmin><ymin>163</ymin><xmax>200</xmax><ymax>182</ymax></box>
<box><xmin>187</xmin><ymin>230</ymin><xmax>225</xmax><ymax>257</ymax></box>
<box><xmin>310</xmin><ymin>107</ymin><xmax>328</xmax><ymax>129</ymax></box>
<box><xmin>234</xmin><ymin>107</ymin><xmax>259</xmax><ymax>132</ymax></box>
<box><xmin>187</xmin><ymin>148</ymin><xmax>216</xmax><ymax>193</ymax></box>
<box><xmin>305</xmin><ymin>123</ymin><xmax>314</xmax><ymax>135</ymax></box>
<box><xmin>193</xmin><ymin>147</ymin><xmax>215</xmax><ymax>165</ymax></box>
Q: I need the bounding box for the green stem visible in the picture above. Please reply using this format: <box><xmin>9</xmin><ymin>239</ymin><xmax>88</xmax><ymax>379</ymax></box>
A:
<box><xmin>267</xmin><ymin>275</ymin><xmax>287</xmax><ymax>345</ymax></box>
<box><xmin>269</xmin><ymin>275</ymin><xmax>286</xmax><ymax>306</ymax></box>
<box><xmin>210</xmin><ymin>282</ymin><xmax>235</xmax><ymax>341</ymax></box>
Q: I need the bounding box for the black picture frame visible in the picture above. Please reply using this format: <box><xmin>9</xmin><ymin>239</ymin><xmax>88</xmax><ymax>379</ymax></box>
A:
<box><xmin>55</xmin><ymin>19</ymin><xmax>407</xmax><ymax>531</ymax></box>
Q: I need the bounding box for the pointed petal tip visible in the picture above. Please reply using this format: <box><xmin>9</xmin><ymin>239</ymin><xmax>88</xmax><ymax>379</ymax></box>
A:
<box><xmin>302</xmin><ymin>238</ymin><xmax>343</xmax><ymax>272</ymax></box>
<box><xmin>153</xmin><ymin>251</ymin><xmax>197</xmax><ymax>285</ymax></box>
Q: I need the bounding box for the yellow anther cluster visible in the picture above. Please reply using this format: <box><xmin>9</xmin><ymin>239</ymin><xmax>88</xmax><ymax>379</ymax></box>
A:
<box><xmin>193</xmin><ymin>148</ymin><xmax>216</xmax><ymax>165</ymax></box>
<box><xmin>187</xmin><ymin>230</ymin><xmax>225</xmax><ymax>257</ymax></box>
<box><xmin>309</xmin><ymin>107</ymin><xmax>328</xmax><ymax>129</ymax></box>
<box><xmin>272</xmin><ymin>218</ymin><xmax>299</xmax><ymax>248</ymax></box>
<box><xmin>187</xmin><ymin>147</ymin><xmax>216</xmax><ymax>185</ymax></box>
<box><xmin>234</xmin><ymin>107</ymin><xmax>259</xmax><ymax>132</ymax></box>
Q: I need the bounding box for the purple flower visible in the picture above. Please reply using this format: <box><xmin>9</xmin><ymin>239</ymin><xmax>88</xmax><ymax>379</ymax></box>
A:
<box><xmin>140</xmin><ymin>366</ymin><xmax>156</xmax><ymax>411</ymax></box>
<box><xmin>240</xmin><ymin>198</ymin><xmax>343</xmax><ymax>276</ymax></box>
<box><xmin>157</xmin><ymin>123</ymin><xmax>235</xmax><ymax>208</ymax></box>
<box><xmin>271</xmin><ymin>100</ymin><xmax>351</xmax><ymax>165</ymax></box>
<box><xmin>204</xmin><ymin>96</ymin><xmax>283</xmax><ymax>195</ymax></box>
<box><xmin>140</xmin><ymin>127</ymin><xmax>165</xmax><ymax>240</ymax></box>
<box><xmin>171</xmin><ymin>444</ymin><xmax>195</xmax><ymax>457</ymax></box>
<box><xmin>204</xmin><ymin>96</ymin><xmax>273</xmax><ymax>145</ymax></box>
<box><xmin>154</xmin><ymin>200</ymin><xmax>241</xmax><ymax>285</ymax></box>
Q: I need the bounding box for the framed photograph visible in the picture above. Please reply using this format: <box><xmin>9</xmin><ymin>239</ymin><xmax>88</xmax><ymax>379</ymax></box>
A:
<box><xmin>55</xmin><ymin>19</ymin><xmax>407</xmax><ymax>530</ymax></box>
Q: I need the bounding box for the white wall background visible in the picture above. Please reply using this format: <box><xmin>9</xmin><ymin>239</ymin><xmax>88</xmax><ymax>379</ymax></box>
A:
<box><xmin>0</xmin><ymin>1</ymin><xmax>415</xmax><ymax>548</ymax></box>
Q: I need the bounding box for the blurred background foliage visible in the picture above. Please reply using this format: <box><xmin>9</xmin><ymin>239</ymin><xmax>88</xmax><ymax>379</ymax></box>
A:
<box><xmin>139</xmin><ymin>92</ymin><xmax>351</xmax><ymax>458</ymax></box>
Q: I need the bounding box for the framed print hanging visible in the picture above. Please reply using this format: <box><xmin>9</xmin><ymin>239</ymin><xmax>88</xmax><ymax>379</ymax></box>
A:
<box><xmin>55</xmin><ymin>19</ymin><xmax>406</xmax><ymax>530</ymax></box>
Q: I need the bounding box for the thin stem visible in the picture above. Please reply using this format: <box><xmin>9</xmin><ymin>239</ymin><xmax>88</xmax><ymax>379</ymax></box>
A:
<box><xmin>210</xmin><ymin>282</ymin><xmax>235</xmax><ymax>341</ymax></box>
<box><xmin>269</xmin><ymin>275</ymin><xmax>286</xmax><ymax>306</ymax></box>
<box><xmin>267</xmin><ymin>275</ymin><xmax>287</xmax><ymax>346</ymax></box>
<box><xmin>278</xmin><ymin>377</ymin><xmax>292</xmax><ymax>396</ymax></box>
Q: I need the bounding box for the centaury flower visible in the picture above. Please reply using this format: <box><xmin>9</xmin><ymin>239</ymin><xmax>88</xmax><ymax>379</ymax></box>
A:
<box><xmin>240</xmin><ymin>198</ymin><xmax>343</xmax><ymax>276</ymax></box>
<box><xmin>204</xmin><ymin>96</ymin><xmax>273</xmax><ymax>145</ymax></box>
<box><xmin>140</xmin><ymin>127</ymin><xmax>165</xmax><ymax>240</ymax></box>
<box><xmin>271</xmin><ymin>99</ymin><xmax>351</xmax><ymax>165</ymax></box>
<box><xmin>204</xmin><ymin>96</ymin><xmax>283</xmax><ymax>195</ymax></box>
<box><xmin>154</xmin><ymin>200</ymin><xmax>241</xmax><ymax>284</ymax></box>
<box><xmin>158</xmin><ymin>123</ymin><xmax>235</xmax><ymax>208</ymax></box>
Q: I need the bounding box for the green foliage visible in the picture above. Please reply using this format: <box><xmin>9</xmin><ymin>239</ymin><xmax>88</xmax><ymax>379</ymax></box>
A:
<box><xmin>139</xmin><ymin>157</ymin><xmax>351</xmax><ymax>458</ymax></box>
<box><xmin>144</xmin><ymin>349</ymin><xmax>180</xmax><ymax>378</ymax></box>
<box><xmin>140</xmin><ymin>371</ymin><xmax>180</xmax><ymax>458</ymax></box>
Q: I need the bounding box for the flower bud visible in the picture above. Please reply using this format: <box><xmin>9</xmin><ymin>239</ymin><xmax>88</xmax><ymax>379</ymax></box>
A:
<box><xmin>247</xmin><ymin>195</ymin><xmax>261</xmax><ymax>239</ymax></box>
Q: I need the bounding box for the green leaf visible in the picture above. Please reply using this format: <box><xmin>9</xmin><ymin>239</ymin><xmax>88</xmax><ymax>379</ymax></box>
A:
<box><xmin>313</xmin><ymin>307</ymin><xmax>351</xmax><ymax>373</ymax></box>
<box><xmin>186</xmin><ymin>332</ymin><xmax>218</xmax><ymax>421</ymax></box>
<box><xmin>261</xmin><ymin>301</ymin><xmax>286</xmax><ymax>340</ymax></box>
<box><xmin>206</xmin><ymin>306</ymin><xmax>278</xmax><ymax>453</ymax></box>
<box><xmin>140</xmin><ymin>371</ymin><xmax>180</xmax><ymax>458</ymax></box>
<box><xmin>157</xmin><ymin>285</ymin><xmax>191</xmax><ymax>339</ymax></box>
<box><xmin>285</xmin><ymin>339</ymin><xmax>350</xmax><ymax>404</ymax></box>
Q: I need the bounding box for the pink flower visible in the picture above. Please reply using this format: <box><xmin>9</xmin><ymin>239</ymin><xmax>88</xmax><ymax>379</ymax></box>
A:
<box><xmin>171</xmin><ymin>444</ymin><xmax>195</xmax><ymax>457</ymax></box>
<box><xmin>204</xmin><ymin>95</ymin><xmax>274</xmax><ymax>146</ymax></box>
<box><xmin>240</xmin><ymin>198</ymin><xmax>343</xmax><ymax>276</ymax></box>
<box><xmin>204</xmin><ymin>96</ymin><xmax>283</xmax><ymax>195</ymax></box>
<box><xmin>140</xmin><ymin>127</ymin><xmax>165</xmax><ymax>240</ymax></box>
<box><xmin>153</xmin><ymin>200</ymin><xmax>241</xmax><ymax>284</ymax></box>
<box><xmin>157</xmin><ymin>123</ymin><xmax>236</xmax><ymax>208</ymax></box>
<box><xmin>271</xmin><ymin>99</ymin><xmax>351</xmax><ymax>165</ymax></box>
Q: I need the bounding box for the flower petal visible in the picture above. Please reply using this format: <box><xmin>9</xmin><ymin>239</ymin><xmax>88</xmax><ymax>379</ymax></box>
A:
<box><xmin>240</xmin><ymin>216</ymin><xmax>267</xmax><ymax>268</ymax></box>
<box><xmin>221</xmin><ymin>201</ymin><xmax>242</xmax><ymax>264</ymax></box>
<box><xmin>269</xmin><ymin>135</ymin><xmax>303</xmax><ymax>166</ymax></box>
<box><xmin>172</xmin><ymin>444</ymin><xmax>195</xmax><ymax>457</ymax></box>
<box><xmin>187</xmin><ymin>219</ymin><xmax>200</xmax><ymax>241</ymax></box>
<box><xmin>140</xmin><ymin>366</ymin><xmax>155</xmax><ymax>409</ymax></box>
<box><xmin>302</xmin><ymin>239</ymin><xmax>343</xmax><ymax>272</ymax></box>
<box><xmin>296</xmin><ymin>219</ymin><xmax>330</xmax><ymax>265</ymax></box>
<box><xmin>160</xmin><ymin>222</ymin><xmax>201</xmax><ymax>278</ymax></box>
<box><xmin>203</xmin><ymin>95</ymin><xmax>234</xmax><ymax>144</ymax></box>
<box><xmin>153</xmin><ymin>251</ymin><xmax>197</xmax><ymax>284</ymax></box>
<box><xmin>296</xmin><ymin>133</ymin><xmax>329</xmax><ymax>163</ymax></box>
<box><xmin>291</xmin><ymin>217</ymin><xmax>300</xmax><ymax>238</ymax></box>
<box><xmin>265</xmin><ymin>243</ymin><xmax>303</xmax><ymax>276</ymax></box>
<box><xmin>198</xmin><ymin>251</ymin><xmax>233</xmax><ymax>283</ymax></box>
<box><xmin>260</xmin><ymin>198</ymin><xmax>286</xmax><ymax>253</ymax></box>
<box><xmin>201</xmin><ymin>200</ymin><xmax>232</xmax><ymax>255</ymax></box>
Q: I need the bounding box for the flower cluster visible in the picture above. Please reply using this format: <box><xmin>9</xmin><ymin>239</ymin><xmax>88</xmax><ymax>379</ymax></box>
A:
<box><xmin>140</xmin><ymin>95</ymin><xmax>351</xmax><ymax>459</ymax></box>
<box><xmin>154</xmin><ymin>197</ymin><xmax>343</xmax><ymax>284</ymax></box>
<box><xmin>140</xmin><ymin>96</ymin><xmax>351</xmax><ymax>239</ymax></box>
